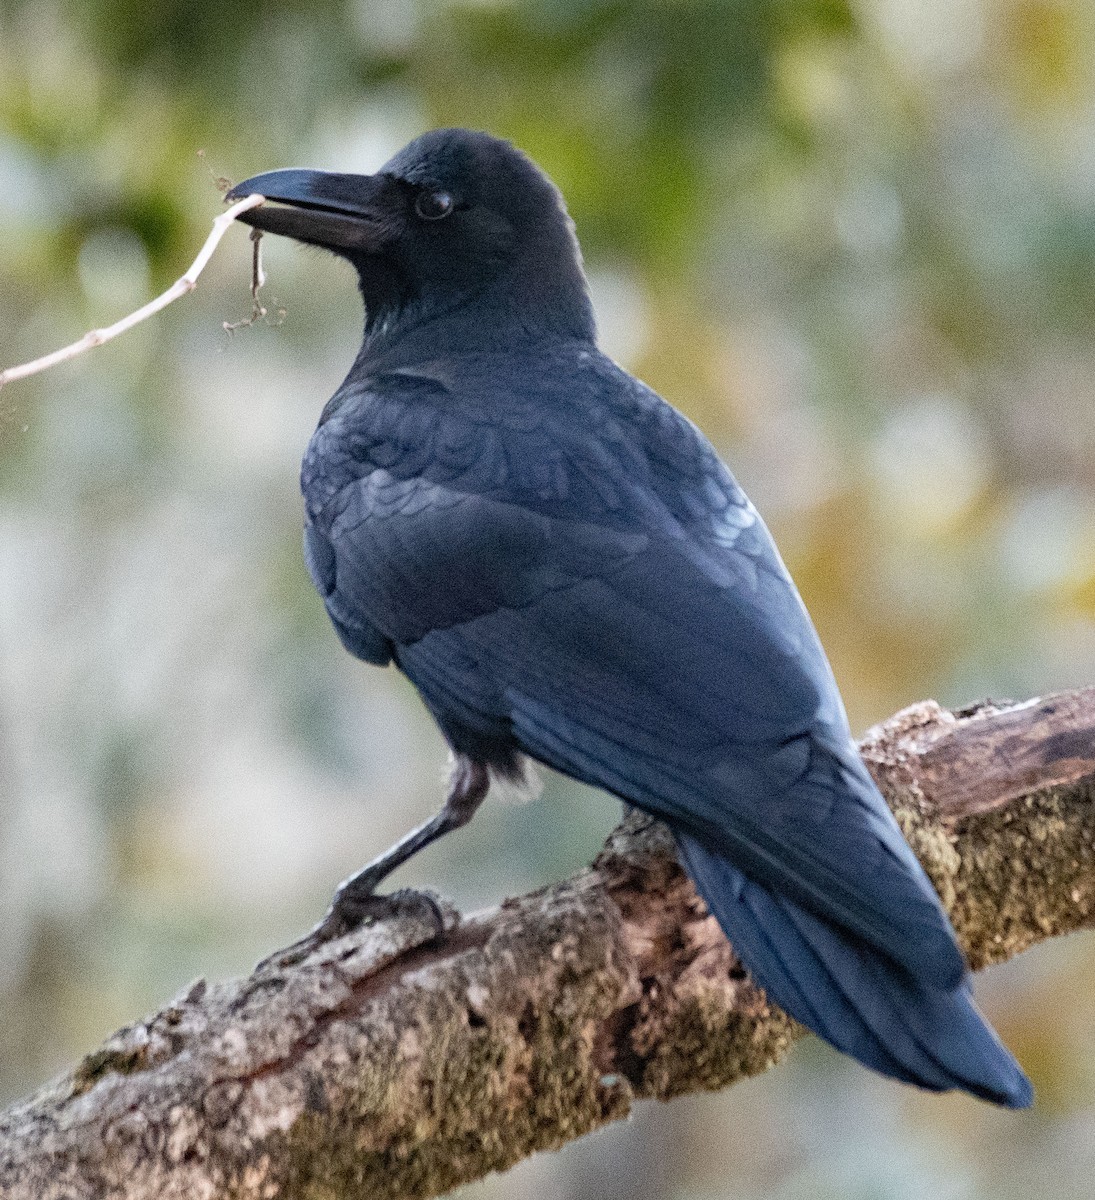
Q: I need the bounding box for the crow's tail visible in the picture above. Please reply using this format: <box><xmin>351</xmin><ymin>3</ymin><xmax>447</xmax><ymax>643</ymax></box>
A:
<box><xmin>676</xmin><ymin>833</ymin><xmax>1032</xmax><ymax>1107</ymax></box>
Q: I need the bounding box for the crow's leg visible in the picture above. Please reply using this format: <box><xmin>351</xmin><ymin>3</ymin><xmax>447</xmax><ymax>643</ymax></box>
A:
<box><xmin>257</xmin><ymin>757</ymin><xmax>490</xmax><ymax>970</ymax></box>
<box><xmin>327</xmin><ymin>756</ymin><xmax>490</xmax><ymax>914</ymax></box>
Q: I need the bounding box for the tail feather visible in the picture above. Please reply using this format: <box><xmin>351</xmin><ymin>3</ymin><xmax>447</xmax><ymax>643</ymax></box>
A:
<box><xmin>677</xmin><ymin>833</ymin><xmax>1033</xmax><ymax>1108</ymax></box>
<box><xmin>737</xmin><ymin>866</ymin><xmax>952</xmax><ymax>1090</ymax></box>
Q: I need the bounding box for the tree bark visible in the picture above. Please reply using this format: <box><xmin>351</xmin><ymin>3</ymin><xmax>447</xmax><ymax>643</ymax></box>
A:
<box><xmin>2</xmin><ymin>689</ymin><xmax>1093</xmax><ymax>1200</ymax></box>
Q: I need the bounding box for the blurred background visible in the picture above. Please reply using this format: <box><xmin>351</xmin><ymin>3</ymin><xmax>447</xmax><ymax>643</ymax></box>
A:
<box><xmin>1</xmin><ymin>0</ymin><xmax>1094</xmax><ymax>1195</ymax></box>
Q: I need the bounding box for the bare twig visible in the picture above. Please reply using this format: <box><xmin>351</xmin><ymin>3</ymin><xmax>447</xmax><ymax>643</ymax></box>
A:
<box><xmin>0</xmin><ymin>687</ymin><xmax>1093</xmax><ymax>1200</ymax></box>
<box><xmin>0</xmin><ymin>194</ymin><xmax>266</xmax><ymax>390</ymax></box>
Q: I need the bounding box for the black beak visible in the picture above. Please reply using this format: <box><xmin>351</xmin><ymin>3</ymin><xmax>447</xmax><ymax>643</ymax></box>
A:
<box><xmin>225</xmin><ymin>169</ymin><xmax>403</xmax><ymax>253</ymax></box>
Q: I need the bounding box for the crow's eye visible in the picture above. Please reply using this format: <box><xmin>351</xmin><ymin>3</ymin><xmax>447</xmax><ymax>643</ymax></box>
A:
<box><xmin>415</xmin><ymin>191</ymin><xmax>454</xmax><ymax>221</ymax></box>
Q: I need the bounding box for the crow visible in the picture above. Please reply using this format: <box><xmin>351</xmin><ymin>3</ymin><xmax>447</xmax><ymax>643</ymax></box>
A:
<box><xmin>227</xmin><ymin>129</ymin><xmax>1031</xmax><ymax>1106</ymax></box>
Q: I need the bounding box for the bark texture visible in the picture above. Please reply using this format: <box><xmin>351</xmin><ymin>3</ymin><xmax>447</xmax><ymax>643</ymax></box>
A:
<box><xmin>2</xmin><ymin>688</ymin><xmax>1094</xmax><ymax>1200</ymax></box>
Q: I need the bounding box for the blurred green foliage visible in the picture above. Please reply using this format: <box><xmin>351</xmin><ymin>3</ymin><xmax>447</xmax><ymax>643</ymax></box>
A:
<box><xmin>1</xmin><ymin>2</ymin><xmax>1095</xmax><ymax>1198</ymax></box>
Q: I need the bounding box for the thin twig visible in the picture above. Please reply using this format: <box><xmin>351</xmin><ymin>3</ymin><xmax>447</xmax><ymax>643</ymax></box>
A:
<box><xmin>196</xmin><ymin>148</ymin><xmax>234</xmax><ymax>195</ymax></box>
<box><xmin>0</xmin><ymin>193</ymin><xmax>266</xmax><ymax>390</ymax></box>
<box><xmin>223</xmin><ymin>228</ymin><xmax>284</xmax><ymax>332</ymax></box>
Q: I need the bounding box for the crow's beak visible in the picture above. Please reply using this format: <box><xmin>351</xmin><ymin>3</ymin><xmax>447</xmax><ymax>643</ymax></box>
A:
<box><xmin>225</xmin><ymin>169</ymin><xmax>403</xmax><ymax>253</ymax></box>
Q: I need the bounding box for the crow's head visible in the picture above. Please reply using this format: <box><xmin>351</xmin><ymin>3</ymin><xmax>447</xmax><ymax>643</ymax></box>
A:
<box><xmin>227</xmin><ymin>129</ymin><xmax>594</xmax><ymax>344</ymax></box>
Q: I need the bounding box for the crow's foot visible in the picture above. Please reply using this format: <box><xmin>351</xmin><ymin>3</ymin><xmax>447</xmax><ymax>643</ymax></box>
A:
<box><xmin>255</xmin><ymin>885</ymin><xmax>447</xmax><ymax>972</ymax></box>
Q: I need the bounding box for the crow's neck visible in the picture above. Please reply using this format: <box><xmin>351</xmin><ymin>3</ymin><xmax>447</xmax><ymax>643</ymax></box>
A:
<box><xmin>355</xmin><ymin>255</ymin><xmax>596</xmax><ymax>367</ymax></box>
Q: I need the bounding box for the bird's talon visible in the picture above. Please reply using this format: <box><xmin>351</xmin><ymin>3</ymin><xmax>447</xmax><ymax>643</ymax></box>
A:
<box><xmin>253</xmin><ymin>887</ymin><xmax>451</xmax><ymax>974</ymax></box>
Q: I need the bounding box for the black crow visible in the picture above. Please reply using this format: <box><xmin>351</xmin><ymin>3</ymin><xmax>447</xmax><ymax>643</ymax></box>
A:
<box><xmin>227</xmin><ymin>129</ymin><xmax>1031</xmax><ymax>1105</ymax></box>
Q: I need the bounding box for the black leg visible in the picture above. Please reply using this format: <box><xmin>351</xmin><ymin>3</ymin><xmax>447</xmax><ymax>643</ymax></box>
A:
<box><xmin>257</xmin><ymin>756</ymin><xmax>490</xmax><ymax>970</ymax></box>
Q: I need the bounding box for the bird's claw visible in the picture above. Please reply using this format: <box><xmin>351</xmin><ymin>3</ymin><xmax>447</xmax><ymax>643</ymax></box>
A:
<box><xmin>254</xmin><ymin>886</ymin><xmax>449</xmax><ymax>973</ymax></box>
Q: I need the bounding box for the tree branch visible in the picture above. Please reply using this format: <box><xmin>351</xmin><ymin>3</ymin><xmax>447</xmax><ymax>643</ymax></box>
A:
<box><xmin>2</xmin><ymin>688</ymin><xmax>1093</xmax><ymax>1200</ymax></box>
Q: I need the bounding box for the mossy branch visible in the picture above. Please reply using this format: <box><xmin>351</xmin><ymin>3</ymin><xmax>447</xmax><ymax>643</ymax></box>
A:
<box><xmin>2</xmin><ymin>688</ymin><xmax>1093</xmax><ymax>1200</ymax></box>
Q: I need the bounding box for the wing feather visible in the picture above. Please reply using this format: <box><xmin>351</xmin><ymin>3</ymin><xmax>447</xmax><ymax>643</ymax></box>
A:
<box><xmin>305</xmin><ymin>372</ymin><xmax>964</xmax><ymax>988</ymax></box>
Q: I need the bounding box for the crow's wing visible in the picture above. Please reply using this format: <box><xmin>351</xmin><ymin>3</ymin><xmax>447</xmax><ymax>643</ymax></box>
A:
<box><xmin>305</xmin><ymin>518</ymin><xmax>393</xmax><ymax>665</ymax></box>
<box><xmin>306</xmin><ymin>403</ymin><xmax>965</xmax><ymax>990</ymax></box>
